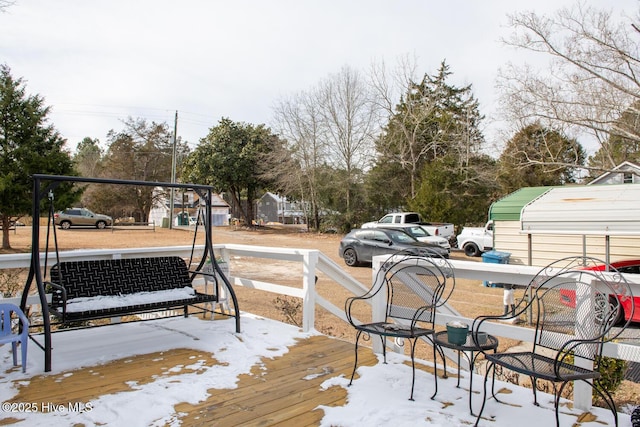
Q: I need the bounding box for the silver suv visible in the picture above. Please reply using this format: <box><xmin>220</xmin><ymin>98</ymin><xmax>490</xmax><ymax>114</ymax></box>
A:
<box><xmin>54</xmin><ymin>208</ymin><xmax>113</xmax><ymax>229</ymax></box>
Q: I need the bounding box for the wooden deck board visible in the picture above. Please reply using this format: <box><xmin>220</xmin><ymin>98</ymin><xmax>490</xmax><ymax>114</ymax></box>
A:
<box><xmin>9</xmin><ymin>348</ymin><xmax>218</xmax><ymax>405</ymax></box>
<box><xmin>175</xmin><ymin>335</ymin><xmax>378</xmax><ymax>426</ymax></box>
<box><xmin>5</xmin><ymin>334</ymin><xmax>381</xmax><ymax>426</ymax></box>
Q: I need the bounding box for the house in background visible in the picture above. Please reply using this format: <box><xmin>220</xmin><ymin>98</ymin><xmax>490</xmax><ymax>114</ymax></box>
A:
<box><xmin>256</xmin><ymin>192</ymin><xmax>306</xmax><ymax>224</ymax></box>
<box><xmin>149</xmin><ymin>188</ymin><xmax>230</xmax><ymax>227</ymax></box>
<box><xmin>209</xmin><ymin>193</ymin><xmax>231</xmax><ymax>225</ymax></box>
<box><xmin>588</xmin><ymin>160</ymin><xmax>640</xmax><ymax>185</ymax></box>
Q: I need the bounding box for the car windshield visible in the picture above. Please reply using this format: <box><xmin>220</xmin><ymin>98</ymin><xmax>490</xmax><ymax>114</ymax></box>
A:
<box><xmin>386</xmin><ymin>229</ymin><xmax>417</xmax><ymax>244</ymax></box>
<box><xmin>406</xmin><ymin>226</ymin><xmax>429</xmax><ymax>238</ymax></box>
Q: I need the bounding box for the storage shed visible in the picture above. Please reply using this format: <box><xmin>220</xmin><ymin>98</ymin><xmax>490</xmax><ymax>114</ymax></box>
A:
<box><xmin>489</xmin><ymin>185</ymin><xmax>640</xmax><ymax>266</ymax></box>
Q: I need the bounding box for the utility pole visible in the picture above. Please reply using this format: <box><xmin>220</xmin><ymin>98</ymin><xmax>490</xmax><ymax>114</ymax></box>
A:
<box><xmin>168</xmin><ymin>110</ymin><xmax>178</xmax><ymax>229</ymax></box>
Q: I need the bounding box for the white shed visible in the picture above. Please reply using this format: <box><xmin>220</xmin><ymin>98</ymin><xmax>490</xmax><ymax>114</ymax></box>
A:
<box><xmin>148</xmin><ymin>188</ymin><xmax>230</xmax><ymax>227</ymax></box>
<box><xmin>490</xmin><ymin>185</ymin><xmax>640</xmax><ymax>266</ymax></box>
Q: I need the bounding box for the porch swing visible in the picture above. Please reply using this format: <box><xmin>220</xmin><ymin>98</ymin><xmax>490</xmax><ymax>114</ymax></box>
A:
<box><xmin>20</xmin><ymin>174</ymin><xmax>241</xmax><ymax>372</ymax></box>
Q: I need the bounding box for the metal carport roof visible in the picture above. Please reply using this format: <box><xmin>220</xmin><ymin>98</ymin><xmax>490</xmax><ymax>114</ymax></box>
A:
<box><xmin>489</xmin><ymin>187</ymin><xmax>550</xmax><ymax>221</ymax></box>
<box><xmin>520</xmin><ymin>184</ymin><xmax>640</xmax><ymax>236</ymax></box>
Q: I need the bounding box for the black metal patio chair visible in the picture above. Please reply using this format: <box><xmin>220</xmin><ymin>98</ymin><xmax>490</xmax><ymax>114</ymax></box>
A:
<box><xmin>472</xmin><ymin>256</ymin><xmax>635</xmax><ymax>426</ymax></box>
<box><xmin>345</xmin><ymin>251</ymin><xmax>455</xmax><ymax>400</ymax></box>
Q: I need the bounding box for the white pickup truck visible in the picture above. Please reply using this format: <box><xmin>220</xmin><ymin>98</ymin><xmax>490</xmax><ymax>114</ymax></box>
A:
<box><xmin>456</xmin><ymin>220</ymin><xmax>493</xmax><ymax>257</ymax></box>
<box><xmin>361</xmin><ymin>212</ymin><xmax>455</xmax><ymax>240</ymax></box>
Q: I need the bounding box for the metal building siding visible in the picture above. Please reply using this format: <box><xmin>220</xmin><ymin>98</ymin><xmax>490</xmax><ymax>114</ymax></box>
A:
<box><xmin>492</xmin><ymin>220</ymin><xmax>529</xmax><ymax>264</ymax></box>
<box><xmin>492</xmin><ymin>185</ymin><xmax>640</xmax><ymax>266</ymax></box>
<box><xmin>520</xmin><ymin>184</ymin><xmax>640</xmax><ymax>235</ymax></box>
<box><xmin>494</xmin><ymin>225</ymin><xmax>640</xmax><ymax>267</ymax></box>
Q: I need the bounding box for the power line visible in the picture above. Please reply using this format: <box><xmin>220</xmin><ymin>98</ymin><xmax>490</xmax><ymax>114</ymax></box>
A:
<box><xmin>47</xmin><ymin>103</ymin><xmax>216</xmax><ymax>147</ymax></box>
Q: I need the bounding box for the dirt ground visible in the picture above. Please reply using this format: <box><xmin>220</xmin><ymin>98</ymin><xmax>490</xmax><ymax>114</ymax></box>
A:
<box><xmin>3</xmin><ymin>223</ymin><xmax>639</xmax><ymax>411</ymax></box>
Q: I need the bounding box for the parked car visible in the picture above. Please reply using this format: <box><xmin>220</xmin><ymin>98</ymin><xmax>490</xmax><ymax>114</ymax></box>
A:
<box><xmin>0</xmin><ymin>220</ymin><xmax>25</xmax><ymax>230</ymax></box>
<box><xmin>338</xmin><ymin>228</ymin><xmax>449</xmax><ymax>267</ymax></box>
<box><xmin>559</xmin><ymin>259</ymin><xmax>640</xmax><ymax>324</ymax></box>
<box><xmin>360</xmin><ymin>212</ymin><xmax>455</xmax><ymax>240</ymax></box>
<box><xmin>54</xmin><ymin>208</ymin><xmax>113</xmax><ymax>229</ymax></box>
<box><xmin>378</xmin><ymin>224</ymin><xmax>451</xmax><ymax>250</ymax></box>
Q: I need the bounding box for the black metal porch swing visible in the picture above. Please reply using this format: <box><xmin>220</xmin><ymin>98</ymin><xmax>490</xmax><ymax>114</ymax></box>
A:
<box><xmin>20</xmin><ymin>174</ymin><xmax>241</xmax><ymax>372</ymax></box>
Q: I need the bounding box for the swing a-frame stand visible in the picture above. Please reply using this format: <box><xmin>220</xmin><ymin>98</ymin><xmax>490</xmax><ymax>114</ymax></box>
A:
<box><xmin>21</xmin><ymin>174</ymin><xmax>241</xmax><ymax>372</ymax></box>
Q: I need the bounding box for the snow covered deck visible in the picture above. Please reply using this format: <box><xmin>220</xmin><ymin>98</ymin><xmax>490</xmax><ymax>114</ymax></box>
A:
<box><xmin>0</xmin><ymin>314</ymin><xmax>631</xmax><ymax>426</ymax></box>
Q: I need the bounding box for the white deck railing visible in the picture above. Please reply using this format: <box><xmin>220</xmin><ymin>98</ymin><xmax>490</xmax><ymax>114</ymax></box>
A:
<box><xmin>1</xmin><ymin>244</ymin><xmax>639</xmax><ymax>411</ymax></box>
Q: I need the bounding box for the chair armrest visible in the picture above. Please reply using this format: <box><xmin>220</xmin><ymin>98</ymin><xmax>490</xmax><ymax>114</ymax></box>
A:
<box><xmin>189</xmin><ymin>269</ymin><xmax>215</xmax><ymax>277</ymax></box>
<box><xmin>472</xmin><ymin>289</ymin><xmax>536</xmax><ymax>332</ymax></box>
<box><xmin>554</xmin><ymin>336</ymin><xmax>605</xmax><ymax>377</ymax></box>
<box><xmin>12</xmin><ymin>305</ymin><xmax>29</xmax><ymax>330</ymax></box>
<box><xmin>190</xmin><ymin>269</ymin><xmax>217</xmax><ymax>284</ymax></box>
<box><xmin>45</xmin><ymin>281</ymin><xmax>68</xmax><ymax>316</ymax></box>
<box><xmin>410</xmin><ymin>305</ymin><xmax>436</xmax><ymax>330</ymax></box>
<box><xmin>470</xmin><ymin>309</ymin><xmax>521</xmax><ymax>350</ymax></box>
<box><xmin>345</xmin><ymin>295</ymin><xmax>371</xmax><ymax>327</ymax></box>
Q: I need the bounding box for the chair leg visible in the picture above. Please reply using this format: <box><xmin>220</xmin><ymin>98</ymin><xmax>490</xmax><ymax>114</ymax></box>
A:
<box><xmin>590</xmin><ymin>379</ymin><xmax>619</xmax><ymax>427</ymax></box>
<box><xmin>530</xmin><ymin>376</ymin><xmax>539</xmax><ymax>406</ymax></box>
<box><xmin>431</xmin><ymin>339</ymin><xmax>439</xmax><ymax>400</ymax></box>
<box><xmin>475</xmin><ymin>361</ymin><xmax>494</xmax><ymax>426</ymax></box>
<box><xmin>490</xmin><ymin>363</ymin><xmax>502</xmax><ymax>403</ymax></box>
<box><xmin>349</xmin><ymin>330</ymin><xmax>363</xmax><ymax>386</ymax></box>
<box><xmin>21</xmin><ymin>339</ymin><xmax>27</xmax><ymax>373</ymax></box>
<box><xmin>11</xmin><ymin>342</ymin><xmax>18</xmax><ymax>367</ymax></box>
<box><xmin>554</xmin><ymin>382</ymin><xmax>568</xmax><ymax>427</ymax></box>
<box><xmin>381</xmin><ymin>335</ymin><xmax>387</xmax><ymax>364</ymax></box>
<box><xmin>409</xmin><ymin>338</ymin><xmax>419</xmax><ymax>401</ymax></box>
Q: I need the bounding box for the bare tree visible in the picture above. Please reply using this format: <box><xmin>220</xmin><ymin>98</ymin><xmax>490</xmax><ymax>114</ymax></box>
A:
<box><xmin>369</xmin><ymin>55</ymin><xmax>435</xmax><ymax>198</ymax></box>
<box><xmin>497</xmin><ymin>3</ymin><xmax>640</xmax><ymax>171</ymax></box>
<box><xmin>317</xmin><ymin>65</ymin><xmax>378</xmax><ymax>224</ymax></box>
<box><xmin>271</xmin><ymin>90</ymin><xmax>327</xmax><ymax>230</ymax></box>
<box><xmin>371</xmin><ymin>58</ymin><xmax>485</xmax><ymax>199</ymax></box>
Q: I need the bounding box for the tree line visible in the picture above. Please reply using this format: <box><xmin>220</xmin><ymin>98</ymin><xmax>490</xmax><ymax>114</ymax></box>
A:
<box><xmin>2</xmin><ymin>3</ymin><xmax>640</xmax><ymax>249</ymax></box>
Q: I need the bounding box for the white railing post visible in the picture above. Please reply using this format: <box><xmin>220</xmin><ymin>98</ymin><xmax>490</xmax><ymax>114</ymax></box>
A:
<box><xmin>301</xmin><ymin>251</ymin><xmax>317</xmax><ymax>332</ymax></box>
<box><xmin>371</xmin><ymin>256</ymin><xmax>387</xmax><ymax>353</ymax></box>
<box><xmin>573</xmin><ymin>276</ymin><xmax>595</xmax><ymax>411</ymax></box>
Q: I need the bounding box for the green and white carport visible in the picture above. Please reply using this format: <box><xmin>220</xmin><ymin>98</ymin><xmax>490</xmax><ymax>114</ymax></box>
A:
<box><xmin>489</xmin><ymin>185</ymin><xmax>640</xmax><ymax>266</ymax></box>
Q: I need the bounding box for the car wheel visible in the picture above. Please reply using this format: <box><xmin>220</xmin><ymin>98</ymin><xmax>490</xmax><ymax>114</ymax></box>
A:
<box><xmin>463</xmin><ymin>242</ymin><xmax>481</xmax><ymax>257</ymax></box>
<box><xmin>96</xmin><ymin>221</ymin><xmax>107</xmax><ymax>229</ymax></box>
<box><xmin>609</xmin><ymin>297</ymin><xmax>625</xmax><ymax>325</ymax></box>
<box><xmin>60</xmin><ymin>221</ymin><xmax>71</xmax><ymax>230</ymax></box>
<box><xmin>594</xmin><ymin>295</ymin><xmax>624</xmax><ymax>326</ymax></box>
<box><xmin>343</xmin><ymin>248</ymin><xmax>359</xmax><ymax>267</ymax></box>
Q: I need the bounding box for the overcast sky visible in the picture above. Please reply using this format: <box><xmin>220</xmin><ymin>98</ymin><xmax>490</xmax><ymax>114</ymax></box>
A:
<box><xmin>1</xmin><ymin>0</ymin><xmax>638</xmax><ymax>154</ymax></box>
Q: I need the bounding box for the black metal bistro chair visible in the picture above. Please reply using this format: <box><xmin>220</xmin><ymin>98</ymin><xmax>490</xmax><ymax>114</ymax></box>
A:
<box><xmin>345</xmin><ymin>251</ymin><xmax>455</xmax><ymax>400</ymax></box>
<box><xmin>472</xmin><ymin>256</ymin><xmax>635</xmax><ymax>426</ymax></box>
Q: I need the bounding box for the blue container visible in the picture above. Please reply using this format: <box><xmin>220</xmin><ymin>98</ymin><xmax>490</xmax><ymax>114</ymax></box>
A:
<box><xmin>482</xmin><ymin>250</ymin><xmax>510</xmax><ymax>287</ymax></box>
<box><xmin>481</xmin><ymin>250</ymin><xmax>511</xmax><ymax>264</ymax></box>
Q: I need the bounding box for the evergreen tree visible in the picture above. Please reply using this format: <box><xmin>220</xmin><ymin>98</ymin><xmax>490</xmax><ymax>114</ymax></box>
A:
<box><xmin>0</xmin><ymin>64</ymin><xmax>78</xmax><ymax>249</ymax></box>
<box><xmin>73</xmin><ymin>137</ymin><xmax>103</xmax><ymax>178</ymax></box>
<box><xmin>182</xmin><ymin>118</ymin><xmax>281</xmax><ymax>225</ymax></box>
<box><xmin>409</xmin><ymin>154</ymin><xmax>498</xmax><ymax>229</ymax></box>
<box><xmin>497</xmin><ymin>123</ymin><xmax>586</xmax><ymax>194</ymax></box>
<box><xmin>371</xmin><ymin>60</ymin><xmax>486</xmax><ymax>217</ymax></box>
